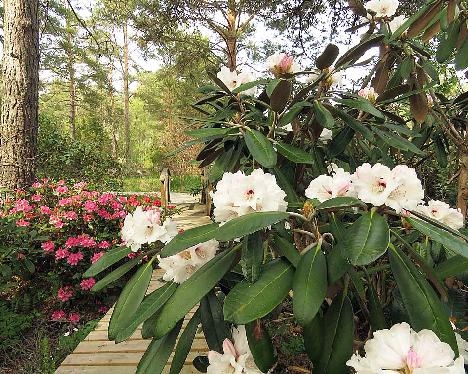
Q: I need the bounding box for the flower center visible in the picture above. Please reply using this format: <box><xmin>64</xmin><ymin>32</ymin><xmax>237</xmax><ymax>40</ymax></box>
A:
<box><xmin>245</xmin><ymin>189</ymin><xmax>255</xmax><ymax>199</ymax></box>
<box><xmin>374</xmin><ymin>178</ymin><xmax>387</xmax><ymax>192</ymax></box>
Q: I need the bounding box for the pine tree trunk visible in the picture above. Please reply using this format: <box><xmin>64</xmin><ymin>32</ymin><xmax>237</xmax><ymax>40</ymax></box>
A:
<box><xmin>123</xmin><ymin>21</ymin><xmax>131</xmax><ymax>161</ymax></box>
<box><xmin>226</xmin><ymin>5</ymin><xmax>238</xmax><ymax>71</ymax></box>
<box><xmin>0</xmin><ymin>0</ymin><xmax>40</xmax><ymax>190</ymax></box>
<box><xmin>65</xmin><ymin>12</ymin><xmax>77</xmax><ymax>139</ymax></box>
<box><xmin>108</xmin><ymin>67</ymin><xmax>118</xmax><ymax>159</ymax></box>
<box><xmin>457</xmin><ymin>151</ymin><xmax>468</xmax><ymax>220</ymax></box>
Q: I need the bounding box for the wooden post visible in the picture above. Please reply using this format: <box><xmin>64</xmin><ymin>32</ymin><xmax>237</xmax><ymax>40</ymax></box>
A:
<box><xmin>201</xmin><ymin>168</ymin><xmax>212</xmax><ymax>216</ymax></box>
<box><xmin>160</xmin><ymin>168</ymin><xmax>171</xmax><ymax>207</ymax></box>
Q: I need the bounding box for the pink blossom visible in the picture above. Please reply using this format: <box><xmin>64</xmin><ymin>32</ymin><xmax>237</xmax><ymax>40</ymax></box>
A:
<box><xmin>84</xmin><ymin>200</ymin><xmax>98</xmax><ymax>212</ymax></box>
<box><xmin>127</xmin><ymin>252</ymin><xmax>138</xmax><ymax>259</ymax></box>
<box><xmin>67</xmin><ymin>251</ymin><xmax>84</xmax><ymax>266</ymax></box>
<box><xmin>51</xmin><ymin>310</ymin><xmax>66</xmax><ymax>320</ymax></box>
<box><xmin>41</xmin><ymin>241</ymin><xmax>55</xmax><ymax>252</ymax></box>
<box><xmin>55</xmin><ymin>248</ymin><xmax>69</xmax><ymax>260</ymax></box>
<box><xmin>80</xmin><ymin>278</ymin><xmax>96</xmax><ymax>290</ymax></box>
<box><xmin>55</xmin><ymin>185</ymin><xmax>68</xmax><ymax>194</ymax></box>
<box><xmin>40</xmin><ymin>205</ymin><xmax>53</xmax><ymax>214</ymax></box>
<box><xmin>91</xmin><ymin>251</ymin><xmax>105</xmax><ymax>264</ymax></box>
<box><xmin>31</xmin><ymin>194</ymin><xmax>42</xmax><ymax>202</ymax></box>
<box><xmin>98</xmin><ymin>241</ymin><xmax>110</xmax><ymax>249</ymax></box>
<box><xmin>83</xmin><ymin>213</ymin><xmax>93</xmax><ymax>222</ymax></box>
<box><xmin>63</xmin><ymin>211</ymin><xmax>78</xmax><ymax>220</ymax></box>
<box><xmin>69</xmin><ymin>313</ymin><xmax>80</xmax><ymax>323</ymax></box>
<box><xmin>73</xmin><ymin>181</ymin><xmax>87</xmax><ymax>190</ymax></box>
<box><xmin>97</xmin><ymin>209</ymin><xmax>111</xmax><ymax>219</ymax></box>
<box><xmin>57</xmin><ymin>286</ymin><xmax>74</xmax><ymax>302</ymax></box>
<box><xmin>111</xmin><ymin>200</ymin><xmax>123</xmax><ymax>210</ymax></box>
<box><xmin>15</xmin><ymin>199</ymin><xmax>33</xmax><ymax>212</ymax></box>
<box><xmin>58</xmin><ymin>197</ymin><xmax>73</xmax><ymax>206</ymax></box>
<box><xmin>32</xmin><ymin>182</ymin><xmax>43</xmax><ymax>189</ymax></box>
<box><xmin>50</xmin><ymin>215</ymin><xmax>64</xmax><ymax>228</ymax></box>
<box><xmin>16</xmin><ymin>219</ymin><xmax>30</xmax><ymax>227</ymax></box>
<box><xmin>65</xmin><ymin>236</ymin><xmax>79</xmax><ymax>248</ymax></box>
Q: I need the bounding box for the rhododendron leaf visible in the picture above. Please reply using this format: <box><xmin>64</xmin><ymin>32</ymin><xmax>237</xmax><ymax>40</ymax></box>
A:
<box><xmin>169</xmin><ymin>309</ymin><xmax>201</xmax><ymax>374</ymax></box>
<box><xmin>160</xmin><ymin>223</ymin><xmax>219</xmax><ymax>258</ymax></box>
<box><xmin>84</xmin><ymin>246</ymin><xmax>132</xmax><ymax>277</ymax></box>
<box><xmin>327</xmin><ymin>243</ymin><xmax>350</xmax><ymax>285</ymax></box>
<box><xmin>142</xmin><ymin>312</ymin><xmax>159</xmax><ymax>339</ymax></box>
<box><xmin>293</xmin><ymin>243</ymin><xmax>327</xmax><ymax>327</ymax></box>
<box><xmin>200</xmin><ymin>290</ymin><xmax>231</xmax><ymax>353</ymax></box>
<box><xmin>316</xmin><ymin>43</ymin><xmax>340</xmax><ymax>70</ymax></box>
<box><xmin>315</xmin><ymin>197</ymin><xmax>365</xmax><ymax>210</ymax></box>
<box><xmin>108</xmin><ymin>261</ymin><xmax>153</xmax><ymax>341</ymax></box>
<box><xmin>279</xmin><ymin>101</ymin><xmax>312</xmax><ymax>126</ymax></box>
<box><xmin>136</xmin><ymin>320</ymin><xmax>183</xmax><ymax>374</ymax></box>
<box><xmin>334</xmin><ymin>34</ymin><xmax>384</xmax><ymax>67</ymax></box>
<box><xmin>241</xmin><ymin>232</ymin><xmax>264</xmax><ymax>283</ymax></box>
<box><xmin>335</xmin><ymin>97</ymin><xmax>385</xmax><ymax>119</ymax></box>
<box><xmin>207</xmin><ymin>71</ymin><xmax>232</xmax><ymax>94</ymax></box>
<box><xmin>328</xmin><ymin>127</ymin><xmax>355</xmax><ymax>157</ymax></box>
<box><xmin>435</xmin><ymin>255</ymin><xmax>468</xmax><ymax>279</ymax></box>
<box><xmin>406</xmin><ymin>217</ymin><xmax>468</xmax><ymax>258</ymax></box>
<box><xmin>389</xmin><ymin>248</ymin><xmax>458</xmax><ymax>354</ymax></box>
<box><xmin>271</xmin><ymin>166</ymin><xmax>302</xmax><ymax>207</ymax></box>
<box><xmin>244</xmin><ymin>129</ymin><xmax>277</xmax><ymax>168</ymax></box>
<box><xmin>271</xmin><ymin>234</ymin><xmax>300</xmax><ymax>268</ymax></box>
<box><xmin>303</xmin><ymin>314</ymin><xmax>324</xmax><ymax>365</ymax></box>
<box><xmin>315</xmin><ymin>292</ymin><xmax>354</xmax><ymax>374</ymax></box>
<box><xmin>346</xmin><ymin>211</ymin><xmax>390</xmax><ymax>266</ymax></box>
<box><xmin>327</xmin><ymin>106</ymin><xmax>374</xmax><ymax>141</ymax></box>
<box><xmin>367</xmin><ymin>283</ymin><xmax>387</xmax><ymax>331</ymax></box>
<box><xmin>275</xmin><ymin>142</ymin><xmax>314</xmax><ymax>164</ymax></box>
<box><xmin>186</xmin><ymin>127</ymin><xmax>233</xmax><ymax>138</ymax></box>
<box><xmin>92</xmin><ymin>256</ymin><xmax>141</xmax><ymax>292</ymax></box>
<box><xmin>223</xmin><ymin>259</ymin><xmax>294</xmax><ymax>324</ymax></box>
<box><xmin>436</xmin><ymin>18</ymin><xmax>459</xmax><ymax>63</ymax></box>
<box><xmin>246</xmin><ymin>320</ymin><xmax>277</xmax><ymax>372</ymax></box>
<box><xmin>392</xmin><ymin>0</ymin><xmax>441</xmax><ymax>40</ymax></box>
<box><xmin>455</xmin><ymin>38</ymin><xmax>468</xmax><ymax>70</ymax></box>
<box><xmin>115</xmin><ymin>282</ymin><xmax>178</xmax><ymax>343</ymax></box>
<box><xmin>231</xmin><ymin>78</ymin><xmax>268</xmax><ymax>94</ymax></box>
<box><xmin>270</xmin><ymin>79</ymin><xmax>292</xmax><ymax>112</ymax></box>
<box><xmin>372</xmin><ymin>127</ymin><xmax>425</xmax><ymax>155</ymax></box>
<box><xmin>313</xmin><ymin>100</ymin><xmax>334</xmax><ymax>129</ymax></box>
<box><xmin>152</xmin><ymin>246</ymin><xmax>240</xmax><ymax>339</ymax></box>
<box><xmin>215</xmin><ymin>212</ymin><xmax>289</xmax><ymax>242</ymax></box>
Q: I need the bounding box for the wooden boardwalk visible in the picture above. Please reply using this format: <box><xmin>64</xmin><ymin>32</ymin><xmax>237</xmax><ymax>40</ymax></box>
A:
<box><xmin>56</xmin><ymin>197</ymin><xmax>212</xmax><ymax>374</ymax></box>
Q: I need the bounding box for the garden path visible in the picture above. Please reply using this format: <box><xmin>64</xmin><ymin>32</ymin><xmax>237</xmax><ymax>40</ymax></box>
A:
<box><xmin>56</xmin><ymin>194</ymin><xmax>211</xmax><ymax>374</ymax></box>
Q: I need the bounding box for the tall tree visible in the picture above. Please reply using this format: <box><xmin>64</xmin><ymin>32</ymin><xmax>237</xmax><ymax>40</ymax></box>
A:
<box><xmin>0</xmin><ymin>0</ymin><xmax>40</xmax><ymax>189</ymax></box>
<box><xmin>123</xmin><ymin>20</ymin><xmax>131</xmax><ymax>160</ymax></box>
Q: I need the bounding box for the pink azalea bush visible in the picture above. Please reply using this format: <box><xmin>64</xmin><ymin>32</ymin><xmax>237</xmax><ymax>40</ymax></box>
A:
<box><xmin>0</xmin><ymin>179</ymin><xmax>174</xmax><ymax>324</ymax></box>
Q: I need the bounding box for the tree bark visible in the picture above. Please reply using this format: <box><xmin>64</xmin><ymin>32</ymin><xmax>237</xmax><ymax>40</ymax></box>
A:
<box><xmin>123</xmin><ymin>20</ymin><xmax>131</xmax><ymax>161</ymax></box>
<box><xmin>108</xmin><ymin>66</ymin><xmax>118</xmax><ymax>159</ymax></box>
<box><xmin>457</xmin><ymin>152</ymin><xmax>468</xmax><ymax>220</ymax></box>
<box><xmin>0</xmin><ymin>0</ymin><xmax>40</xmax><ymax>190</ymax></box>
<box><xmin>65</xmin><ymin>2</ymin><xmax>77</xmax><ymax>140</ymax></box>
<box><xmin>226</xmin><ymin>4</ymin><xmax>238</xmax><ymax>71</ymax></box>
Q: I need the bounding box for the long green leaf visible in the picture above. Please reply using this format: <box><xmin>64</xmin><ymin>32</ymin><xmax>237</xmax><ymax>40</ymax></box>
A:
<box><xmin>160</xmin><ymin>223</ymin><xmax>219</xmax><ymax>257</ymax></box>
<box><xmin>200</xmin><ymin>290</ymin><xmax>231</xmax><ymax>352</ymax></box>
<box><xmin>246</xmin><ymin>321</ymin><xmax>277</xmax><ymax>372</ymax></box>
<box><xmin>335</xmin><ymin>97</ymin><xmax>384</xmax><ymax>119</ymax></box>
<box><xmin>313</xmin><ymin>100</ymin><xmax>334</xmax><ymax>129</ymax></box>
<box><xmin>315</xmin><ymin>293</ymin><xmax>354</xmax><ymax>374</ymax></box>
<box><xmin>136</xmin><ymin>320</ymin><xmax>183</xmax><ymax>374</ymax></box>
<box><xmin>92</xmin><ymin>257</ymin><xmax>141</xmax><ymax>292</ymax></box>
<box><xmin>275</xmin><ymin>142</ymin><xmax>314</xmax><ymax>164</ymax></box>
<box><xmin>389</xmin><ymin>248</ymin><xmax>458</xmax><ymax>354</ymax></box>
<box><xmin>293</xmin><ymin>244</ymin><xmax>327</xmax><ymax>326</ymax></box>
<box><xmin>271</xmin><ymin>234</ymin><xmax>300</xmax><ymax>267</ymax></box>
<box><xmin>435</xmin><ymin>255</ymin><xmax>468</xmax><ymax>279</ymax></box>
<box><xmin>241</xmin><ymin>232</ymin><xmax>264</xmax><ymax>283</ymax></box>
<box><xmin>108</xmin><ymin>261</ymin><xmax>154</xmax><ymax>340</ymax></box>
<box><xmin>346</xmin><ymin>210</ymin><xmax>390</xmax><ymax>265</ymax></box>
<box><xmin>169</xmin><ymin>310</ymin><xmax>201</xmax><ymax>374</ymax></box>
<box><xmin>215</xmin><ymin>212</ymin><xmax>289</xmax><ymax>242</ymax></box>
<box><xmin>406</xmin><ymin>217</ymin><xmax>468</xmax><ymax>258</ymax></box>
<box><xmin>244</xmin><ymin>129</ymin><xmax>277</xmax><ymax>168</ymax></box>
<box><xmin>153</xmin><ymin>246</ymin><xmax>240</xmax><ymax>338</ymax></box>
<box><xmin>115</xmin><ymin>282</ymin><xmax>178</xmax><ymax>343</ymax></box>
<box><xmin>223</xmin><ymin>259</ymin><xmax>294</xmax><ymax>324</ymax></box>
<box><xmin>327</xmin><ymin>106</ymin><xmax>374</xmax><ymax>141</ymax></box>
<box><xmin>84</xmin><ymin>246</ymin><xmax>132</xmax><ymax>277</ymax></box>
<box><xmin>315</xmin><ymin>197</ymin><xmax>365</xmax><ymax>210</ymax></box>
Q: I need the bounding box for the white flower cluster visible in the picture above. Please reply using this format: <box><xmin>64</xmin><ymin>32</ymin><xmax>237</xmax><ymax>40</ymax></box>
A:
<box><xmin>306</xmin><ymin>163</ymin><xmax>465</xmax><ymax>228</ymax></box>
<box><xmin>207</xmin><ymin>325</ymin><xmax>263</xmax><ymax>374</ymax></box>
<box><xmin>121</xmin><ymin>206</ymin><xmax>178</xmax><ymax>252</ymax></box>
<box><xmin>157</xmin><ymin>239</ymin><xmax>219</xmax><ymax>284</ymax></box>
<box><xmin>415</xmin><ymin>200</ymin><xmax>465</xmax><ymax>230</ymax></box>
<box><xmin>358</xmin><ymin>87</ymin><xmax>379</xmax><ymax>102</ymax></box>
<box><xmin>266</xmin><ymin>52</ymin><xmax>301</xmax><ymax>76</ymax></box>
<box><xmin>366</xmin><ymin>0</ymin><xmax>399</xmax><ymax>18</ymax></box>
<box><xmin>212</xmin><ymin>169</ymin><xmax>288</xmax><ymax>223</ymax></box>
<box><xmin>347</xmin><ymin>322</ymin><xmax>465</xmax><ymax>373</ymax></box>
<box><xmin>217</xmin><ymin>66</ymin><xmax>256</xmax><ymax>95</ymax></box>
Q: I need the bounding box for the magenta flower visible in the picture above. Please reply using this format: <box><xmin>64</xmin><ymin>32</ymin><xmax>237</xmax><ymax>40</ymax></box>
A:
<box><xmin>91</xmin><ymin>251</ymin><xmax>105</xmax><ymax>264</ymax></box>
<box><xmin>84</xmin><ymin>200</ymin><xmax>98</xmax><ymax>212</ymax></box>
<box><xmin>40</xmin><ymin>205</ymin><xmax>52</xmax><ymax>215</ymax></box>
<box><xmin>16</xmin><ymin>219</ymin><xmax>30</xmax><ymax>227</ymax></box>
<box><xmin>69</xmin><ymin>313</ymin><xmax>80</xmax><ymax>323</ymax></box>
<box><xmin>98</xmin><ymin>241</ymin><xmax>110</xmax><ymax>249</ymax></box>
<box><xmin>51</xmin><ymin>310</ymin><xmax>66</xmax><ymax>320</ymax></box>
<box><xmin>31</xmin><ymin>194</ymin><xmax>42</xmax><ymax>202</ymax></box>
<box><xmin>80</xmin><ymin>278</ymin><xmax>96</xmax><ymax>290</ymax></box>
<box><xmin>63</xmin><ymin>211</ymin><xmax>78</xmax><ymax>220</ymax></box>
<box><xmin>15</xmin><ymin>199</ymin><xmax>33</xmax><ymax>212</ymax></box>
<box><xmin>55</xmin><ymin>248</ymin><xmax>69</xmax><ymax>260</ymax></box>
<box><xmin>32</xmin><ymin>182</ymin><xmax>43</xmax><ymax>189</ymax></box>
<box><xmin>55</xmin><ymin>185</ymin><xmax>68</xmax><ymax>194</ymax></box>
<box><xmin>67</xmin><ymin>251</ymin><xmax>84</xmax><ymax>266</ymax></box>
<box><xmin>57</xmin><ymin>286</ymin><xmax>74</xmax><ymax>302</ymax></box>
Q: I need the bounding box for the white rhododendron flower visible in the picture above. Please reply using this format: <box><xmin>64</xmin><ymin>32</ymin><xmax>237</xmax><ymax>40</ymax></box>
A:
<box><xmin>305</xmin><ymin>167</ymin><xmax>354</xmax><ymax>202</ymax></box>
<box><xmin>386</xmin><ymin>165</ymin><xmax>424</xmax><ymax>212</ymax></box>
<box><xmin>319</xmin><ymin>128</ymin><xmax>333</xmax><ymax>142</ymax></box>
<box><xmin>330</xmin><ymin>70</ymin><xmax>344</xmax><ymax>87</ymax></box>
<box><xmin>157</xmin><ymin>239</ymin><xmax>219</xmax><ymax>283</ymax></box>
<box><xmin>352</xmin><ymin>163</ymin><xmax>399</xmax><ymax>207</ymax></box>
<box><xmin>358</xmin><ymin>87</ymin><xmax>379</xmax><ymax>102</ymax></box>
<box><xmin>121</xmin><ymin>207</ymin><xmax>178</xmax><ymax>251</ymax></box>
<box><xmin>217</xmin><ymin>66</ymin><xmax>256</xmax><ymax>95</ymax></box>
<box><xmin>415</xmin><ymin>200</ymin><xmax>465</xmax><ymax>229</ymax></box>
<box><xmin>347</xmin><ymin>322</ymin><xmax>465</xmax><ymax>373</ymax></box>
<box><xmin>211</xmin><ymin>169</ymin><xmax>288</xmax><ymax>223</ymax></box>
<box><xmin>207</xmin><ymin>325</ymin><xmax>263</xmax><ymax>374</ymax></box>
<box><xmin>266</xmin><ymin>52</ymin><xmax>301</xmax><ymax>76</ymax></box>
<box><xmin>366</xmin><ymin>0</ymin><xmax>399</xmax><ymax>18</ymax></box>
<box><xmin>389</xmin><ymin>14</ymin><xmax>407</xmax><ymax>32</ymax></box>
<box><xmin>456</xmin><ymin>333</ymin><xmax>468</xmax><ymax>362</ymax></box>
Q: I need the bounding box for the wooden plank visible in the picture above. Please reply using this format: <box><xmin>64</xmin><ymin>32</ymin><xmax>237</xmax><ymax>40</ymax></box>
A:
<box><xmin>56</xmin><ymin>364</ymin><xmax>200</xmax><ymax>373</ymax></box>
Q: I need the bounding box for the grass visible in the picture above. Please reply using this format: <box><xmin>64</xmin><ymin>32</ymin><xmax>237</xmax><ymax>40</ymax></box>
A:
<box><xmin>123</xmin><ymin>174</ymin><xmax>202</xmax><ymax>194</ymax></box>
